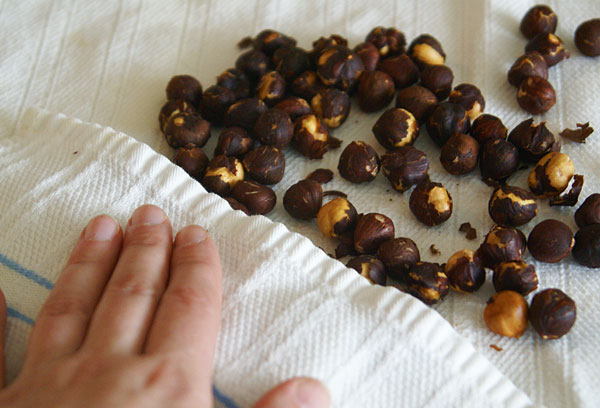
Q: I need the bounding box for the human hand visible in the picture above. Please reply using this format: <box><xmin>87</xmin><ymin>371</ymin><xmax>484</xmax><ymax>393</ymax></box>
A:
<box><xmin>0</xmin><ymin>205</ymin><xmax>330</xmax><ymax>407</ymax></box>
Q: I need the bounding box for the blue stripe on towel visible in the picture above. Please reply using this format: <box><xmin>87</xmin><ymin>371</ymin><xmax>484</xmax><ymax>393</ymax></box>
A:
<box><xmin>213</xmin><ymin>384</ymin><xmax>240</xmax><ymax>408</ymax></box>
<box><xmin>6</xmin><ymin>306</ymin><xmax>35</xmax><ymax>325</ymax></box>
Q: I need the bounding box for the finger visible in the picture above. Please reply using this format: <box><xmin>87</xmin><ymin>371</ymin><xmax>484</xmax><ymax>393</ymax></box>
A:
<box><xmin>84</xmin><ymin>205</ymin><xmax>172</xmax><ymax>354</ymax></box>
<box><xmin>23</xmin><ymin>215</ymin><xmax>122</xmax><ymax>367</ymax></box>
<box><xmin>0</xmin><ymin>288</ymin><xmax>6</xmax><ymax>388</ymax></box>
<box><xmin>253</xmin><ymin>377</ymin><xmax>331</xmax><ymax>408</ymax></box>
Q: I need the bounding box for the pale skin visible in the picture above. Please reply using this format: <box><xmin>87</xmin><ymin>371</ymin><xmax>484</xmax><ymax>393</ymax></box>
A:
<box><xmin>0</xmin><ymin>204</ymin><xmax>330</xmax><ymax>408</ymax></box>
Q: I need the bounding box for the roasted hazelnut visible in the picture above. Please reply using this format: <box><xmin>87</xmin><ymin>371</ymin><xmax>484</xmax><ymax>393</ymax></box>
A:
<box><xmin>365</xmin><ymin>26</ymin><xmax>406</xmax><ymax>57</ymax></box>
<box><xmin>395</xmin><ymin>85</ymin><xmax>438</xmax><ymax>124</ymax></box>
<box><xmin>353</xmin><ymin>42</ymin><xmax>380</xmax><ymax>71</ymax></box>
<box><xmin>311</xmin><ymin>88</ymin><xmax>351</xmax><ymax>129</ymax></box>
<box><xmin>273</xmin><ymin>97</ymin><xmax>312</xmax><ymax>122</ymax></box>
<box><xmin>488</xmin><ymin>185</ymin><xmax>538</xmax><ymax>227</ymax></box>
<box><xmin>493</xmin><ymin>261</ymin><xmax>538</xmax><ymax>296</ymax></box>
<box><xmin>292</xmin><ymin>114</ymin><xmax>330</xmax><ymax>159</ymax></box>
<box><xmin>272</xmin><ymin>46</ymin><xmax>309</xmax><ymax>81</ymax></box>
<box><xmin>317</xmin><ymin>197</ymin><xmax>358</xmax><ymax>238</ymax></box>
<box><xmin>484</xmin><ymin>291</ymin><xmax>528</xmax><ymax>338</ymax></box>
<box><xmin>448</xmin><ymin>84</ymin><xmax>485</xmax><ymax>120</ymax></box>
<box><xmin>231</xmin><ymin>180</ymin><xmax>276</xmax><ymax>215</ymax></box>
<box><xmin>354</xmin><ymin>213</ymin><xmax>395</xmax><ymax>254</ymax></box>
<box><xmin>256</xmin><ymin>71</ymin><xmax>286</xmax><ymax>106</ymax></box>
<box><xmin>235</xmin><ymin>49</ymin><xmax>270</xmax><ymax>83</ymax></box>
<box><xmin>575</xmin><ymin>194</ymin><xmax>600</xmax><ymax>228</ymax></box>
<box><xmin>224</xmin><ymin>98</ymin><xmax>268</xmax><ymax>131</ymax></box>
<box><xmin>166</xmin><ymin>74</ymin><xmax>203</xmax><ymax>106</ymax></box>
<box><xmin>408</xmin><ymin>34</ymin><xmax>446</xmax><ymax>69</ymax></box>
<box><xmin>525</xmin><ymin>33</ymin><xmax>569</xmax><ymax>66</ymax></box>
<box><xmin>217</xmin><ymin>68</ymin><xmax>251</xmax><ymax>100</ymax></box>
<box><xmin>164</xmin><ymin>113</ymin><xmax>211</xmax><ymax>148</ymax></box>
<box><xmin>426</xmin><ymin>102</ymin><xmax>471</xmax><ymax>147</ymax></box>
<box><xmin>253</xmin><ymin>108</ymin><xmax>293</xmax><ymax>147</ymax></box>
<box><xmin>507</xmin><ymin>52</ymin><xmax>548</xmax><ymax>88</ymax></box>
<box><xmin>291</xmin><ymin>70</ymin><xmax>323</xmax><ymax>101</ymax></box>
<box><xmin>520</xmin><ymin>5</ymin><xmax>557</xmax><ymax>39</ymax></box>
<box><xmin>479</xmin><ymin>226</ymin><xmax>527</xmax><ymax>268</ymax></box>
<box><xmin>381</xmin><ymin>146</ymin><xmax>429</xmax><ymax>192</ymax></box>
<box><xmin>372</xmin><ymin>108</ymin><xmax>419</xmax><ymax>150</ymax></box>
<box><xmin>253</xmin><ymin>29</ymin><xmax>296</xmax><ymax>56</ymax></box>
<box><xmin>202</xmin><ymin>155</ymin><xmax>244</xmax><ymax>197</ymax></box>
<box><xmin>439</xmin><ymin>133</ymin><xmax>479</xmax><ymax>175</ymax></box>
<box><xmin>316</xmin><ymin>45</ymin><xmax>365</xmax><ymax>93</ymax></box>
<box><xmin>283</xmin><ymin>179</ymin><xmax>323</xmax><ymax>220</ymax></box>
<box><xmin>242</xmin><ymin>145</ymin><xmax>285</xmax><ymax>185</ymax></box>
<box><xmin>517</xmin><ymin>76</ymin><xmax>556</xmax><ymax>115</ymax></box>
<box><xmin>378</xmin><ymin>54</ymin><xmax>420</xmax><ymax>89</ymax></box>
<box><xmin>528</xmin><ymin>152</ymin><xmax>574</xmax><ymax>197</ymax></box>
<box><xmin>549</xmin><ymin>174</ymin><xmax>584</xmax><ymax>207</ymax></box>
<box><xmin>201</xmin><ymin>85</ymin><xmax>236</xmax><ymax>124</ymax></box>
<box><xmin>376</xmin><ymin>238</ymin><xmax>420</xmax><ymax>280</ymax></box>
<box><xmin>406</xmin><ymin>262</ymin><xmax>449</xmax><ymax>305</ymax></box>
<box><xmin>174</xmin><ymin>147</ymin><xmax>208</xmax><ymax>180</ymax></box>
<box><xmin>409</xmin><ymin>179</ymin><xmax>453</xmax><ymax>226</ymax></box>
<box><xmin>214</xmin><ymin>127</ymin><xmax>253</xmax><ymax>158</ymax></box>
<box><xmin>575</xmin><ymin>19</ymin><xmax>600</xmax><ymax>57</ymax></box>
<box><xmin>420</xmin><ymin>65</ymin><xmax>454</xmax><ymax>100</ymax></box>
<box><xmin>528</xmin><ymin>219</ymin><xmax>574</xmax><ymax>263</ymax></box>
<box><xmin>529</xmin><ymin>288</ymin><xmax>576</xmax><ymax>339</ymax></box>
<box><xmin>309</xmin><ymin>35</ymin><xmax>348</xmax><ymax>66</ymax></box>
<box><xmin>158</xmin><ymin>99</ymin><xmax>196</xmax><ymax>133</ymax></box>
<box><xmin>445</xmin><ymin>249</ymin><xmax>485</xmax><ymax>293</ymax></box>
<box><xmin>338</xmin><ymin>141</ymin><xmax>380</xmax><ymax>183</ymax></box>
<box><xmin>508</xmin><ymin>118</ymin><xmax>560</xmax><ymax>163</ymax></box>
<box><xmin>573</xmin><ymin>224</ymin><xmax>600</xmax><ymax>268</ymax></box>
<box><xmin>480</xmin><ymin>139</ymin><xmax>520</xmax><ymax>183</ymax></box>
<box><xmin>224</xmin><ymin>197</ymin><xmax>250</xmax><ymax>215</ymax></box>
<box><xmin>470</xmin><ymin>114</ymin><xmax>507</xmax><ymax>145</ymax></box>
<box><xmin>357</xmin><ymin>70</ymin><xmax>395</xmax><ymax>112</ymax></box>
<box><xmin>346</xmin><ymin>256</ymin><xmax>387</xmax><ymax>286</ymax></box>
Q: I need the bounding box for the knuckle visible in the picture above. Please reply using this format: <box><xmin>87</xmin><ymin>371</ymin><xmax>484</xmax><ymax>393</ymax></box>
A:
<box><xmin>108</xmin><ymin>274</ymin><xmax>164</xmax><ymax>299</ymax></box>
<box><xmin>40</xmin><ymin>296</ymin><xmax>92</xmax><ymax>319</ymax></box>
<box><xmin>125</xmin><ymin>225</ymin><xmax>170</xmax><ymax>249</ymax></box>
<box><xmin>166</xmin><ymin>286</ymin><xmax>210</xmax><ymax>308</ymax></box>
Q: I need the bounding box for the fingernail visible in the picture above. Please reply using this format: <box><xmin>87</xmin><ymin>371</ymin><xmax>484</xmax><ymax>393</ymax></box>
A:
<box><xmin>130</xmin><ymin>205</ymin><xmax>166</xmax><ymax>226</ymax></box>
<box><xmin>294</xmin><ymin>378</ymin><xmax>331</xmax><ymax>408</ymax></box>
<box><xmin>84</xmin><ymin>215</ymin><xmax>119</xmax><ymax>241</ymax></box>
<box><xmin>176</xmin><ymin>225</ymin><xmax>208</xmax><ymax>246</ymax></box>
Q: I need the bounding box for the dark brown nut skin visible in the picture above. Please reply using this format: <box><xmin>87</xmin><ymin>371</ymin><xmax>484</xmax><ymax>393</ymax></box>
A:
<box><xmin>217</xmin><ymin>68</ymin><xmax>251</xmax><ymax>100</ymax></box>
<box><xmin>253</xmin><ymin>109</ymin><xmax>293</xmax><ymax>148</ymax></box>
<box><xmin>235</xmin><ymin>49</ymin><xmax>270</xmax><ymax>83</ymax></box>
<box><xmin>549</xmin><ymin>174</ymin><xmax>584</xmax><ymax>207</ymax></box>
<box><xmin>272</xmin><ymin>46</ymin><xmax>309</xmax><ymax>82</ymax></box>
<box><xmin>353</xmin><ymin>213</ymin><xmax>395</xmax><ymax>254</ymax></box>
<box><xmin>311</xmin><ymin>88</ymin><xmax>351</xmax><ymax>129</ymax></box>
<box><xmin>366</xmin><ymin>26</ymin><xmax>406</xmax><ymax>57</ymax></box>
<box><xmin>174</xmin><ymin>147</ymin><xmax>208</xmax><ymax>180</ymax></box>
<box><xmin>378</xmin><ymin>54</ymin><xmax>420</xmax><ymax>89</ymax></box>
<box><xmin>372</xmin><ymin>108</ymin><xmax>419</xmax><ymax>150</ymax></box>
<box><xmin>493</xmin><ymin>261</ymin><xmax>538</xmax><ymax>296</ymax></box>
<box><xmin>420</xmin><ymin>65</ymin><xmax>454</xmax><ymax>100</ymax></box>
<box><xmin>201</xmin><ymin>85</ymin><xmax>236</xmax><ymax>124</ymax></box>
<box><xmin>253</xmin><ymin>29</ymin><xmax>296</xmax><ymax>56</ymax></box>
<box><xmin>507</xmin><ymin>52</ymin><xmax>548</xmax><ymax>87</ymax></box>
<box><xmin>517</xmin><ymin>76</ymin><xmax>556</xmax><ymax>115</ymax></box>
<box><xmin>381</xmin><ymin>146</ymin><xmax>429</xmax><ymax>192</ymax></box>
<box><xmin>338</xmin><ymin>141</ymin><xmax>380</xmax><ymax>183</ymax></box>
<box><xmin>408</xmin><ymin>34</ymin><xmax>446</xmax><ymax>69</ymax></box>
<box><xmin>354</xmin><ymin>42</ymin><xmax>380</xmax><ymax>71</ymax></box>
<box><xmin>479</xmin><ymin>226</ymin><xmax>527</xmax><ymax>268</ymax></box>
<box><xmin>166</xmin><ymin>75</ymin><xmax>203</xmax><ymax>106</ymax></box>
<box><xmin>224</xmin><ymin>197</ymin><xmax>250</xmax><ymax>215</ymax></box>
<box><xmin>231</xmin><ymin>180</ymin><xmax>277</xmax><ymax>215</ymax></box>
<box><xmin>309</xmin><ymin>35</ymin><xmax>348</xmax><ymax>67</ymax></box>
<box><xmin>283</xmin><ymin>179</ymin><xmax>323</xmax><ymax>220</ymax></box>
<box><xmin>484</xmin><ymin>291</ymin><xmax>528</xmax><ymax>338</ymax></box>
<box><xmin>292</xmin><ymin>114</ymin><xmax>330</xmax><ymax>159</ymax></box>
<box><xmin>448</xmin><ymin>84</ymin><xmax>485</xmax><ymax>120</ymax></box>
<box><xmin>470</xmin><ymin>114</ymin><xmax>507</xmax><ymax>145</ymax></box>
<box><xmin>346</xmin><ymin>256</ymin><xmax>387</xmax><ymax>286</ymax></box>
<box><xmin>291</xmin><ymin>71</ymin><xmax>323</xmax><ymax>100</ymax></box>
<box><xmin>317</xmin><ymin>197</ymin><xmax>358</xmax><ymax>238</ymax></box>
<box><xmin>575</xmin><ymin>194</ymin><xmax>600</xmax><ymax>228</ymax></box>
<box><xmin>575</xmin><ymin>19</ymin><xmax>600</xmax><ymax>57</ymax></box>
<box><xmin>273</xmin><ymin>97</ymin><xmax>312</xmax><ymax>122</ymax></box>
<box><xmin>440</xmin><ymin>133</ymin><xmax>479</xmax><ymax>175</ymax></box>
<box><xmin>508</xmin><ymin>118</ymin><xmax>560</xmax><ymax>163</ymax></box>
<box><xmin>528</xmin><ymin>219</ymin><xmax>574</xmax><ymax>263</ymax></box>
<box><xmin>376</xmin><ymin>238</ymin><xmax>420</xmax><ymax>281</ymax></box>
<box><xmin>316</xmin><ymin>45</ymin><xmax>365</xmax><ymax>93</ymax></box>
<box><xmin>202</xmin><ymin>155</ymin><xmax>244</xmax><ymax>197</ymax></box>
<box><xmin>242</xmin><ymin>145</ymin><xmax>285</xmax><ymax>185</ymax></box>
<box><xmin>480</xmin><ymin>139</ymin><xmax>520</xmax><ymax>183</ymax></box>
<box><xmin>224</xmin><ymin>98</ymin><xmax>268</xmax><ymax>131</ymax></box>
<box><xmin>164</xmin><ymin>113</ymin><xmax>211</xmax><ymax>148</ymax></box>
<box><xmin>357</xmin><ymin>70</ymin><xmax>395</xmax><ymax>112</ymax></box>
<box><xmin>395</xmin><ymin>86</ymin><xmax>438</xmax><ymax>124</ymax></box>
<box><xmin>214</xmin><ymin>127</ymin><xmax>253</xmax><ymax>158</ymax></box>
<box><xmin>525</xmin><ymin>33</ymin><xmax>569</xmax><ymax>67</ymax></box>
<box><xmin>529</xmin><ymin>288</ymin><xmax>576</xmax><ymax>339</ymax></box>
<box><xmin>445</xmin><ymin>249</ymin><xmax>485</xmax><ymax>293</ymax></box>
<box><xmin>426</xmin><ymin>102</ymin><xmax>471</xmax><ymax>147</ymax></box>
<box><xmin>406</xmin><ymin>262</ymin><xmax>449</xmax><ymax>305</ymax></box>
<box><xmin>520</xmin><ymin>5</ymin><xmax>557</xmax><ymax>40</ymax></box>
<box><xmin>573</xmin><ymin>224</ymin><xmax>600</xmax><ymax>268</ymax></box>
<box><xmin>409</xmin><ymin>179</ymin><xmax>453</xmax><ymax>226</ymax></box>
<box><xmin>528</xmin><ymin>152</ymin><xmax>574</xmax><ymax>197</ymax></box>
<box><xmin>256</xmin><ymin>71</ymin><xmax>286</xmax><ymax>107</ymax></box>
<box><xmin>488</xmin><ymin>185</ymin><xmax>538</xmax><ymax>227</ymax></box>
<box><xmin>158</xmin><ymin>99</ymin><xmax>196</xmax><ymax>133</ymax></box>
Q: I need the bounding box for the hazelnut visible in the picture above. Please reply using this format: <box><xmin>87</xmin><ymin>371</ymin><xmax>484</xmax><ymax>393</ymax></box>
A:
<box><xmin>224</xmin><ymin>197</ymin><xmax>250</xmax><ymax>215</ymax></box>
<box><xmin>202</xmin><ymin>155</ymin><xmax>244</xmax><ymax>197</ymax></box>
<box><xmin>291</xmin><ymin>71</ymin><xmax>323</xmax><ymax>101</ymax></box>
<box><xmin>529</xmin><ymin>288</ymin><xmax>576</xmax><ymax>339</ymax></box>
<box><xmin>517</xmin><ymin>76</ymin><xmax>556</xmax><ymax>115</ymax></box>
<box><xmin>520</xmin><ymin>5</ymin><xmax>558</xmax><ymax>39</ymax></box>
<box><xmin>479</xmin><ymin>226</ymin><xmax>527</xmax><ymax>268</ymax></box>
<box><xmin>448</xmin><ymin>84</ymin><xmax>485</xmax><ymax>121</ymax></box>
<box><xmin>372</xmin><ymin>108</ymin><xmax>419</xmax><ymax>150</ymax></box>
<box><xmin>508</xmin><ymin>118</ymin><xmax>560</xmax><ymax>163</ymax></box>
<box><xmin>507</xmin><ymin>52</ymin><xmax>548</xmax><ymax>88</ymax></box>
<box><xmin>572</xmin><ymin>224</ymin><xmax>600</xmax><ymax>268</ymax></box>
<box><xmin>575</xmin><ymin>19</ymin><xmax>600</xmax><ymax>57</ymax></box>
<box><xmin>346</xmin><ymin>256</ymin><xmax>387</xmax><ymax>286</ymax></box>
<box><xmin>311</xmin><ymin>88</ymin><xmax>351</xmax><ymax>129</ymax></box>
<box><xmin>528</xmin><ymin>152</ymin><xmax>574</xmax><ymax>197</ymax></box>
<box><xmin>376</xmin><ymin>238</ymin><xmax>420</xmax><ymax>281</ymax></box>
<box><xmin>444</xmin><ymin>250</ymin><xmax>485</xmax><ymax>293</ymax></box>
<box><xmin>201</xmin><ymin>85</ymin><xmax>236</xmax><ymax>124</ymax></box>
<box><xmin>353</xmin><ymin>42</ymin><xmax>380</xmax><ymax>71</ymax></box>
<box><xmin>549</xmin><ymin>174</ymin><xmax>584</xmax><ymax>207</ymax></box>
<box><xmin>338</xmin><ymin>141</ymin><xmax>380</xmax><ymax>183</ymax></box>
<box><xmin>426</xmin><ymin>102</ymin><xmax>470</xmax><ymax>147</ymax></box>
<box><xmin>158</xmin><ymin>99</ymin><xmax>196</xmax><ymax>133</ymax></box>
<box><xmin>484</xmin><ymin>291</ymin><xmax>528</xmax><ymax>338</ymax></box>
<box><xmin>231</xmin><ymin>180</ymin><xmax>276</xmax><ymax>215</ymax></box>
<box><xmin>525</xmin><ymin>33</ymin><xmax>569</xmax><ymax>66</ymax></box>
<box><xmin>166</xmin><ymin>74</ymin><xmax>203</xmax><ymax>106</ymax></box>
<box><xmin>252</xmin><ymin>29</ymin><xmax>296</xmax><ymax>56</ymax></box>
<box><xmin>439</xmin><ymin>133</ymin><xmax>479</xmax><ymax>175</ymax></box>
<box><xmin>479</xmin><ymin>139</ymin><xmax>520</xmax><ymax>183</ymax></box>
<box><xmin>470</xmin><ymin>114</ymin><xmax>507</xmax><ymax>145</ymax></box>
<box><xmin>488</xmin><ymin>185</ymin><xmax>538</xmax><ymax>227</ymax></box>
<box><xmin>273</xmin><ymin>97</ymin><xmax>312</xmax><ymax>122</ymax></box>
<box><xmin>292</xmin><ymin>114</ymin><xmax>330</xmax><ymax>159</ymax></box>
<box><xmin>357</xmin><ymin>70</ymin><xmax>395</xmax><ymax>112</ymax></box>
<box><xmin>214</xmin><ymin>127</ymin><xmax>253</xmax><ymax>157</ymax></box>
<box><xmin>408</xmin><ymin>34</ymin><xmax>446</xmax><ymax>69</ymax></box>
<box><xmin>406</xmin><ymin>262</ymin><xmax>449</xmax><ymax>305</ymax></box>
<box><xmin>378</xmin><ymin>55</ymin><xmax>419</xmax><ymax>89</ymax></box>
<box><xmin>256</xmin><ymin>71</ymin><xmax>286</xmax><ymax>106</ymax></box>
<box><xmin>272</xmin><ymin>46</ymin><xmax>309</xmax><ymax>81</ymax></box>
<box><xmin>409</xmin><ymin>179</ymin><xmax>453</xmax><ymax>226</ymax></box>
<box><xmin>242</xmin><ymin>145</ymin><xmax>285</xmax><ymax>185</ymax></box>
<box><xmin>164</xmin><ymin>113</ymin><xmax>211</xmax><ymax>148</ymax></box>
<box><xmin>575</xmin><ymin>194</ymin><xmax>600</xmax><ymax>228</ymax></box>
<box><xmin>528</xmin><ymin>219</ymin><xmax>574</xmax><ymax>263</ymax></box>
<box><xmin>420</xmin><ymin>65</ymin><xmax>454</xmax><ymax>100</ymax></box>
<box><xmin>353</xmin><ymin>213</ymin><xmax>395</xmax><ymax>254</ymax></box>
<box><xmin>235</xmin><ymin>49</ymin><xmax>270</xmax><ymax>83</ymax></box>
<box><xmin>309</xmin><ymin>35</ymin><xmax>348</xmax><ymax>66</ymax></box>
<box><xmin>317</xmin><ymin>197</ymin><xmax>358</xmax><ymax>238</ymax></box>
<box><xmin>381</xmin><ymin>146</ymin><xmax>429</xmax><ymax>192</ymax></box>
<box><xmin>253</xmin><ymin>108</ymin><xmax>293</xmax><ymax>147</ymax></box>
<box><xmin>283</xmin><ymin>179</ymin><xmax>323</xmax><ymax>220</ymax></box>
<box><xmin>217</xmin><ymin>68</ymin><xmax>251</xmax><ymax>100</ymax></box>
<box><xmin>365</xmin><ymin>26</ymin><xmax>406</xmax><ymax>57</ymax></box>
<box><xmin>395</xmin><ymin>85</ymin><xmax>438</xmax><ymax>124</ymax></box>
<box><xmin>174</xmin><ymin>147</ymin><xmax>208</xmax><ymax>180</ymax></box>
<box><xmin>224</xmin><ymin>98</ymin><xmax>268</xmax><ymax>131</ymax></box>
<box><xmin>316</xmin><ymin>45</ymin><xmax>365</xmax><ymax>93</ymax></box>
<box><xmin>493</xmin><ymin>261</ymin><xmax>538</xmax><ymax>296</ymax></box>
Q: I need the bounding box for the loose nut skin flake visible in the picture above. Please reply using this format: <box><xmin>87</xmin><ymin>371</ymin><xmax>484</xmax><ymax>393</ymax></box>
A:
<box><xmin>560</xmin><ymin>122</ymin><xmax>594</xmax><ymax>143</ymax></box>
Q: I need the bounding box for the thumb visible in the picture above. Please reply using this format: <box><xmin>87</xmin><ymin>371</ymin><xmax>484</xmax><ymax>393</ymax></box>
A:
<box><xmin>0</xmin><ymin>288</ymin><xmax>6</xmax><ymax>388</ymax></box>
<box><xmin>253</xmin><ymin>377</ymin><xmax>330</xmax><ymax>408</ymax></box>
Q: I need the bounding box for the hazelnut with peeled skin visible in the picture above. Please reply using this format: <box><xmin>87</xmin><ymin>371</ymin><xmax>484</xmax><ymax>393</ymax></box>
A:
<box><xmin>201</xmin><ymin>85</ymin><xmax>236</xmax><ymax>124</ymax></box>
<box><xmin>253</xmin><ymin>29</ymin><xmax>296</xmax><ymax>56</ymax></box>
<box><xmin>439</xmin><ymin>133</ymin><xmax>479</xmax><ymax>175</ymax></box>
<box><xmin>256</xmin><ymin>71</ymin><xmax>286</xmax><ymax>106</ymax></box>
<box><xmin>272</xmin><ymin>46</ymin><xmax>309</xmax><ymax>82</ymax></box>
<box><xmin>292</xmin><ymin>114</ymin><xmax>330</xmax><ymax>159</ymax></box>
<box><xmin>235</xmin><ymin>49</ymin><xmax>270</xmax><ymax>83</ymax></box>
<box><xmin>309</xmin><ymin>35</ymin><xmax>348</xmax><ymax>66</ymax></box>
<box><xmin>231</xmin><ymin>180</ymin><xmax>277</xmax><ymax>215</ymax></box>
<box><xmin>572</xmin><ymin>224</ymin><xmax>600</xmax><ymax>268</ymax></box>
<box><xmin>575</xmin><ymin>19</ymin><xmax>600</xmax><ymax>57</ymax></box>
<box><xmin>507</xmin><ymin>52</ymin><xmax>548</xmax><ymax>87</ymax></box>
<box><xmin>346</xmin><ymin>256</ymin><xmax>387</xmax><ymax>286</ymax></box>
<box><xmin>174</xmin><ymin>147</ymin><xmax>208</xmax><ymax>180</ymax></box>
<box><xmin>316</xmin><ymin>45</ymin><xmax>365</xmax><ymax>93</ymax></box>
<box><xmin>529</xmin><ymin>288</ymin><xmax>576</xmax><ymax>339</ymax></box>
<box><xmin>378</xmin><ymin>55</ymin><xmax>420</xmax><ymax>89</ymax></box>
<box><xmin>575</xmin><ymin>194</ymin><xmax>600</xmax><ymax>228</ymax></box>
<box><xmin>224</xmin><ymin>98</ymin><xmax>268</xmax><ymax>131</ymax></box>
<box><xmin>528</xmin><ymin>152</ymin><xmax>574</xmax><ymax>197</ymax></box>
<box><xmin>493</xmin><ymin>261</ymin><xmax>538</xmax><ymax>296</ymax></box>
<box><xmin>165</xmin><ymin>113</ymin><xmax>211</xmax><ymax>148</ymax></box>
<box><xmin>525</xmin><ymin>33</ymin><xmax>569</xmax><ymax>67</ymax></box>
<box><xmin>353</xmin><ymin>42</ymin><xmax>380</xmax><ymax>71</ymax></box>
<box><xmin>381</xmin><ymin>146</ymin><xmax>429</xmax><ymax>192</ymax></box>
<box><xmin>470</xmin><ymin>114</ymin><xmax>508</xmax><ymax>145</ymax></box>
<box><xmin>311</xmin><ymin>88</ymin><xmax>351</xmax><ymax>129</ymax></box>
<box><xmin>217</xmin><ymin>68</ymin><xmax>251</xmax><ymax>100</ymax></box>
<box><xmin>479</xmin><ymin>226</ymin><xmax>527</xmax><ymax>268</ymax></box>
<box><xmin>253</xmin><ymin>108</ymin><xmax>293</xmax><ymax>147</ymax></box>
<box><xmin>283</xmin><ymin>179</ymin><xmax>323</xmax><ymax>220</ymax></box>
<box><xmin>409</xmin><ymin>179</ymin><xmax>453</xmax><ymax>226</ymax></box>
<box><xmin>420</xmin><ymin>65</ymin><xmax>454</xmax><ymax>100</ymax></box>
<box><xmin>426</xmin><ymin>102</ymin><xmax>470</xmax><ymax>147</ymax></box>
<box><xmin>484</xmin><ymin>291</ymin><xmax>528</xmax><ymax>338</ymax></box>
<box><xmin>242</xmin><ymin>145</ymin><xmax>285</xmax><ymax>185</ymax></box>
<box><xmin>202</xmin><ymin>155</ymin><xmax>244</xmax><ymax>197</ymax></box>
<box><xmin>317</xmin><ymin>197</ymin><xmax>358</xmax><ymax>238</ymax></box>
<box><xmin>448</xmin><ymin>84</ymin><xmax>485</xmax><ymax>120</ymax></box>
<box><xmin>488</xmin><ymin>185</ymin><xmax>538</xmax><ymax>227</ymax></box>
<box><xmin>338</xmin><ymin>141</ymin><xmax>380</xmax><ymax>183</ymax></box>
<box><xmin>353</xmin><ymin>213</ymin><xmax>395</xmax><ymax>254</ymax></box>
<box><xmin>365</xmin><ymin>26</ymin><xmax>406</xmax><ymax>57</ymax></box>
<box><xmin>445</xmin><ymin>249</ymin><xmax>485</xmax><ymax>293</ymax></box>
<box><xmin>291</xmin><ymin>71</ymin><xmax>323</xmax><ymax>101</ymax></box>
<box><xmin>273</xmin><ymin>97</ymin><xmax>312</xmax><ymax>122</ymax></box>
<box><xmin>479</xmin><ymin>139</ymin><xmax>520</xmax><ymax>183</ymax></box>
<box><xmin>520</xmin><ymin>5</ymin><xmax>557</xmax><ymax>39</ymax></box>
<box><xmin>214</xmin><ymin>127</ymin><xmax>253</xmax><ymax>158</ymax></box>
<box><xmin>527</xmin><ymin>219</ymin><xmax>574</xmax><ymax>263</ymax></box>
<box><xmin>166</xmin><ymin>74</ymin><xmax>203</xmax><ymax>106</ymax></box>
<box><xmin>376</xmin><ymin>238</ymin><xmax>420</xmax><ymax>281</ymax></box>
<box><xmin>517</xmin><ymin>76</ymin><xmax>556</xmax><ymax>115</ymax></box>
<box><xmin>408</xmin><ymin>34</ymin><xmax>446</xmax><ymax>69</ymax></box>
<box><xmin>159</xmin><ymin>99</ymin><xmax>196</xmax><ymax>133</ymax></box>
<box><xmin>372</xmin><ymin>108</ymin><xmax>419</xmax><ymax>150</ymax></box>
<box><xmin>508</xmin><ymin>118</ymin><xmax>560</xmax><ymax>163</ymax></box>
<box><xmin>395</xmin><ymin>86</ymin><xmax>438</xmax><ymax>124</ymax></box>
<box><xmin>406</xmin><ymin>262</ymin><xmax>449</xmax><ymax>305</ymax></box>
<box><xmin>357</xmin><ymin>70</ymin><xmax>395</xmax><ymax>112</ymax></box>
